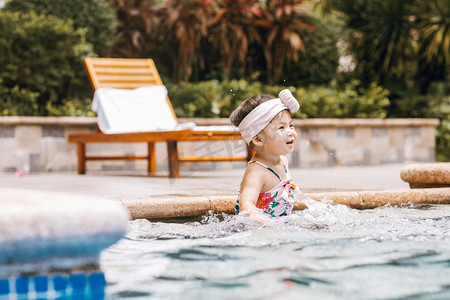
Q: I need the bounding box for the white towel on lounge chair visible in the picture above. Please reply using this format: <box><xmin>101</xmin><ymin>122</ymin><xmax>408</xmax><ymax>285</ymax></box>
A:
<box><xmin>92</xmin><ymin>86</ymin><xmax>195</xmax><ymax>134</ymax></box>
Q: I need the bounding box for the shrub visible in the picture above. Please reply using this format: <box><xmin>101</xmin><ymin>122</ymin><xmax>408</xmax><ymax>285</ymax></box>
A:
<box><xmin>166</xmin><ymin>81</ymin><xmax>219</xmax><ymax>118</ymax></box>
<box><xmin>0</xmin><ymin>83</ymin><xmax>39</xmax><ymax>116</ymax></box>
<box><xmin>282</xmin><ymin>17</ymin><xmax>339</xmax><ymax>86</ymax></box>
<box><xmin>45</xmin><ymin>98</ymin><xmax>96</xmax><ymax>117</ymax></box>
<box><xmin>384</xmin><ymin>80</ymin><xmax>450</xmax><ymax>161</ymax></box>
<box><xmin>430</xmin><ymin>82</ymin><xmax>450</xmax><ymax>161</ymax></box>
<box><xmin>167</xmin><ymin>80</ymin><xmax>287</xmax><ymax>118</ymax></box>
<box><xmin>0</xmin><ymin>11</ymin><xmax>94</xmax><ymax>115</ymax></box>
<box><xmin>294</xmin><ymin>80</ymin><xmax>390</xmax><ymax>118</ymax></box>
<box><xmin>436</xmin><ymin>118</ymin><xmax>450</xmax><ymax>162</ymax></box>
<box><xmin>4</xmin><ymin>0</ymin><xmax>117</xmax><ymax>56</ymax></box>
<box><xmin>166</xmin><ymin>79</ymin><xmax>390</xmax><ymax>119</ymax></box>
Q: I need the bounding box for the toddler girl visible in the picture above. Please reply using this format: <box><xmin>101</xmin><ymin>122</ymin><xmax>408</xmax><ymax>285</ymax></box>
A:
<box><xmin>230</xmin><ymin>89</ymin><xmax>302</xmax><ymax>224</ymax></box>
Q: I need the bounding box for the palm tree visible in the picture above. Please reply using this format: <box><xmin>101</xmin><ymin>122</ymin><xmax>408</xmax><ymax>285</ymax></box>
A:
<box><xmin>415</xmin><ymin>0</ymin><xmax>450</xmax><ymax>93</ymax></box>
<box><xmin>208</xmin><ymin>0</ymin><xmax>263</xmax><ymax>76</ymax></box>
<box><xmin>162</xmin><ymin>0</ymin><xmax>211</xmax><ymax>82</ymax></box>
<box><xmin>255</xmin><ymin>0</ymin><xmax>314</xmax><ymax>85</ymax></box>
<box><xmin>332</xmin><ymin>0</ymin><xmax>418</xmax><ymax>84</ymax></box>
<box><xmin>108</xmin><ymin>0</ymin><xmax>160</xmax><ymax>58</ymax></box>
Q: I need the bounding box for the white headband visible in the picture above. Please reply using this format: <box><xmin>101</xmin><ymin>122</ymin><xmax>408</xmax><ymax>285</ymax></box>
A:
<box><xmin>238</xmin><ymin>89</ymin><xmax>300</xmax><ymax>144</ymax></box>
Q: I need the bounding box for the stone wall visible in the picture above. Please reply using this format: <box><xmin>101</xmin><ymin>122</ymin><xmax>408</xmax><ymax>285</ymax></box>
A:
<box><xmin>0</xmin><ymin>117</ymin><xmax>440</xmax><ymax>173</ymax></box>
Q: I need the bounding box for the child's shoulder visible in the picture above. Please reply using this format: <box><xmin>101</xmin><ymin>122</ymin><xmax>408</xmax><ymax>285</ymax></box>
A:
<box><xmin>241</xmin><ymin>161</ymin><xmax>268</xmax><ymax>190</ymax></box>
<box><xmin>242</xmin><ymin>160</ymin><xmax>272</xmax><ymax>181</ymax></box>
<box><xmin>244</xmin><ymin>161</ymin><xmax>267</xmax><ymax>175</ymax></box>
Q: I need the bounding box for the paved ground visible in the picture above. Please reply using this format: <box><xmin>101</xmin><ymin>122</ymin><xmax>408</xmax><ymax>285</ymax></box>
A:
<box><xmin>0</xmin><ymin>163</ymin><xmax>410</xmax><ymax>200</ymax></box>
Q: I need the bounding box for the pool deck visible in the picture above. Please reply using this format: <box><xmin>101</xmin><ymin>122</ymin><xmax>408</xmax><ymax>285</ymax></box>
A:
<box><xmin>0</xmin><ymin>164</ymin><xmax>410</xmax><ymax>200</ymax></box>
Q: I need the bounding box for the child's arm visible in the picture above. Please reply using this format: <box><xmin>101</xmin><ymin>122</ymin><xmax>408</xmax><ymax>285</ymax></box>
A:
<box><xmin>239</xmin><ymin>169</ymin><xmax>276</xmax><ymax>225</ymax></box>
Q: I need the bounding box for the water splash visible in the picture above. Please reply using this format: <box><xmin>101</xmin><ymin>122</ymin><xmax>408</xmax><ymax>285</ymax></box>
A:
<box><xmin>102</xmin><ymin>202</ymin><xmax>450</xmax><ymax>299</ymax></box>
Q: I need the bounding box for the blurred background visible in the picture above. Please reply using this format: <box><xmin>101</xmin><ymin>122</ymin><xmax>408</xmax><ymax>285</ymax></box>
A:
<box><xmin>0</xmin><ymin>0</ymin><xmax>448</xmax><ymax>161</ymax></box>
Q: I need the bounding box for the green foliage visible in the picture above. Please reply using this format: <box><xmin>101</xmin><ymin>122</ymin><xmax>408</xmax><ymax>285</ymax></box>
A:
<box><xmin>415</xmin><ymin>0</ymin><xmax>450</xmax><ymax>92</ymax></box>
<box><xmin>436</xmin><ymin>118</ymin><xmax>450</xmax><ymax>162</ymax></box>
<box><xmin>330</xmin><ymin>0</ymin><xmax>418</xmax><ymax>84</ymax></box>
<box><xmin>0</xmin><ymin>83</ymin><xmax>39</xmax><ymax>116</ymax></box>
<box><xmin>255</xmin><ymin>0</ymin><xmax>314</xmax><ymax>85</ymax></box>
<box><xmin>45</xmin><ymin>98</ymin><xmax>96</xmax><ymax>117</ymax></box>
<box><xmin>0</xmin><ymin>10</ymin><xmax>95</xmax><ymax>115</ymax></box>
<box><xmin>293</xmin><ymin>80</ymin><xmax>390</xmax><ymax>118</ymax></box>
<box><xmin>110</xmin><ymin>0</ymin><xmax>333</xmax><ymax>85</ymax></box>
<box><xmin>166</xmin><ymin>79</ymin><xmax>390</xmax><ymax>119</ymax></box>
<box><xmin>4</xmin><ymin>0</ymin><xmax>117</xmax><ymax>56</ymax></box>
<box><xmin>166</xmin><ymin>81</ymin><xmax>218</xmax><ymax>118</ymax></box>
<box><xmin>166</xmin><ymin>80</ymin><xmax>266</xmax><ymax>118</ymax></box>
<box><xmin>107</xmin><ymin>0</ymin><xmax>160</xmax><ymax>58</ymax></box>
<box><xmin>388</xmin><ymin>81</ymin><xmax>449</xmax><ymax>118</ymax></box>
<box><xmin>390</xmin><ymin>80</ymin><xmax>450</xmax><ymax>161</ymax></box>
<box><xmin>320</xmin><ymin>0</ymin><xmax>449</xmax><ymax>92</ymax></box>
<box><xmin>283</xmin><ymin>17</ymin><xmax>339</xmax><ymax>86</ymax></box>
<box><xmin>432</xmin><ymin>90</ymin><xmax>450</xmax><ymax>162</ymax></box>
<box><xmin>207</xmin><ymin>0</ymin><xmax>261</xmax><ymax>76</ymax></box>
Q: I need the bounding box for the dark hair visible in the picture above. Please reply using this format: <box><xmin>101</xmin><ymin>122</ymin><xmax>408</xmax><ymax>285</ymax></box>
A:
<box><xmin>230</xmin><ymin>94</ymin><xmax>276</xmax><ymax>127</ymax></box>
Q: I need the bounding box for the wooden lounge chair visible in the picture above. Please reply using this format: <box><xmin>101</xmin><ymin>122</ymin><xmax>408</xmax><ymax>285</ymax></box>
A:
<box><xmin>68</xmin><ymin>57</ymin><xmax>251</xmax><ymax>178</ymax></box>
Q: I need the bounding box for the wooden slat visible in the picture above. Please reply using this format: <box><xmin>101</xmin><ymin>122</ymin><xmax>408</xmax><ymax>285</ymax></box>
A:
<box><xmin>85</xmin><ymin>155</ymin><xmax>248</xmax><ymax>162</ymax></box>
<box><xmin>179</xmin><ymin>156</ymin><xmax>248</xmax><ymax>162</ymax></box>
<box><xmin>95</xmin><ymin>67</ymin><xmax>155</xmax><ymax>73</ymax></box>
<box><xmin>86</xmin><ymin>155</ymin><xmax>148</xmax><ymax>161</ymax></box>
<box><xmin>68</xmin><ymin>130</ymin><xmax>191</xmax><ymax>143</ymax></box>
<box><xmin>69</xmin><ymin>130</ymin><xmax>243</xmax><ymax>143</ymax></box>
<box><xmin>95</xmin><ymin>74</ymin><xmax>158</xmax><ymax>82</ymax></box>
<box><xmin>189</xmin><ymin>130</ymin><xmax>241</xmax><ymax>135</ymax></box>
<box><xmin>91</xmin><ymin>82</ymin><xmax>155</xmax><ymax>90</ymax></box>
<box><xmin>180</xmin><ymin>131</ymin><xmax>243</xmax><ymax>141</ymax></box>
<box><xmin>90</xmin><ymin>58</ymin><xmax>155</xmax><ymax>67</ymax></box>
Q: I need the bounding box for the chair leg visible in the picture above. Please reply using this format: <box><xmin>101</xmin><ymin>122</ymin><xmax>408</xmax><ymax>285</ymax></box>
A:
<box><xmin>166</xmin><ymin>141</ymin><xmax>180</xmax><ymax>178</ymax></box>
<box><xmin>77</xmin><ymin>143</ymin><xmax>86</xmax><ymax>174</ymax></box>
<box><xmin>147</xmin><ymin>142</ymin><xmax>156</xmax><ymax>174</ymax></box>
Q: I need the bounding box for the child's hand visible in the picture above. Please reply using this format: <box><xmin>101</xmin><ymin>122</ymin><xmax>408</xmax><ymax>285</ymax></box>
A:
<box><xmin>239</xmin><ymin>209</ymin><xmax>277</xmax><ymax>226</ymax></box>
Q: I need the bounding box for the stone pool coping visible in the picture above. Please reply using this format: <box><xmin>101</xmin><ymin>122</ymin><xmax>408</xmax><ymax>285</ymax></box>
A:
<box><xmin>121</xmin><ymin>187</ymin><xmax>450</xmax><ymax>220</ymax></box>
<box><xmin>401</xmin><ymin>163</ymin><xmax>450</xmax><ymax>188</ymax></box>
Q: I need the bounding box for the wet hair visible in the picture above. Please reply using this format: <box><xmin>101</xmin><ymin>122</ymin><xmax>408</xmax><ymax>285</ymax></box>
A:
<box><xmin>230</xmin><ymin>94</ymin><xmax>276</xmax><ymax>127</ymax></box>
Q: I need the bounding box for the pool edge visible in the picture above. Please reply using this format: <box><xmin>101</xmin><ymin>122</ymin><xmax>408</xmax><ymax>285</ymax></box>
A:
<box><xmin>120</xmin><ymin>188</ymin><xmax>450</xmax><ymax>220</ymax></box>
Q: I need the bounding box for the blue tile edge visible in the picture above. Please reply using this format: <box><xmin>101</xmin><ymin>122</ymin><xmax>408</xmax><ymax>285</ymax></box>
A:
<box><xmin>0</xmin><ymin>272</ymin><xmax>106</xmax><ymax>298</ymax></box>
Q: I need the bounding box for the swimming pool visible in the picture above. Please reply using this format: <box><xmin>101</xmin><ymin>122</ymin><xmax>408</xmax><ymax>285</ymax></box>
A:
<box><xmin>100</xmin><ymin>197</ymin><xmax>450</xmax><ymax>299</ymax></box>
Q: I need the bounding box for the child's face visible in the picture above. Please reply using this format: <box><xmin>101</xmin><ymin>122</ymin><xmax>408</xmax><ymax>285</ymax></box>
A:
<box><xmin>258</xmin><ymin>110</ymin><xmax>296</xmax><ymax>155</ymax></box>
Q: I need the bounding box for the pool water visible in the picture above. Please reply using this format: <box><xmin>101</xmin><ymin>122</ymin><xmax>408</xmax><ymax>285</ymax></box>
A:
<box><xmin>101</xmin><ymin>198</ymin><xmax>450</xmax><ymax>299</ymax></box>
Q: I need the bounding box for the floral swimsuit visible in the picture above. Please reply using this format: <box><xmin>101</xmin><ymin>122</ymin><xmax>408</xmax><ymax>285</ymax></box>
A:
<box><xmin>235</xmin><ymin>160</ymin><xmax>299</xmax><ymax>218</ymax></box>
